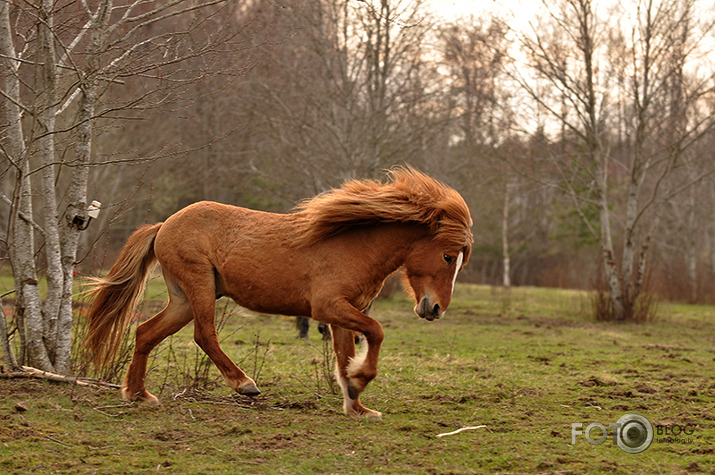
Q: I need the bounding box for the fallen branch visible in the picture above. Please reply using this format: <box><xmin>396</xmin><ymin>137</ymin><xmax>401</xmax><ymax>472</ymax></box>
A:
<box><xmin>93</xmin><ymin>402</ymin><xmax>135</xmax><ymax>418</ymax></box>
<box><xmin>436</xmin><ymin>425</ymin><xmax>487</xmax><ymax>438</ymax></box>
<box><xmin>0</xmin><ymin>365</ymin><xmax>120</xmax><ymax>389</ymax></box>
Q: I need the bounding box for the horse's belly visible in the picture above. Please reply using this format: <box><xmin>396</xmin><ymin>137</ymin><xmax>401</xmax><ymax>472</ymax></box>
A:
<box><xmin>217</xmin><ymin>266</ymin><xmax>312</xmax><ymax>317</ymax></box>
<box><xmin>233</xmin><ymin>289</ymin><xmax>311</xmax><ymax>317</ymax></box>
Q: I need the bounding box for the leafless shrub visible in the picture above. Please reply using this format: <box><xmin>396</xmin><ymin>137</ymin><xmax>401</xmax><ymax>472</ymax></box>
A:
<box><xmin>591</xmin><ymin>271</ymin><xmax>658</xmax><ymax>323</ymax></box>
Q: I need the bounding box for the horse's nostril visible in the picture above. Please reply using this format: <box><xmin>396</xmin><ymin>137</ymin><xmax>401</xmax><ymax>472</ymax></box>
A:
<box><xmin>432</xmin><ymin>303</ymin><xmax>440</xmax><ymax>316</ymax></box>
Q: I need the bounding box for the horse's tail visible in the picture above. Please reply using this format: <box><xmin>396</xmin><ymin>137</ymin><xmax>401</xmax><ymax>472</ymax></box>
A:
<box><xmin>83</xmin><ymin>223</ymin><xmax>163</xmax><ymax>369</ymax></box>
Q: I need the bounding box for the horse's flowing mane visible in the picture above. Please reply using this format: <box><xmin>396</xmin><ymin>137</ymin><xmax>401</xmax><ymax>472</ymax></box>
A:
<box><xmin>293</xmin><ymin>167</ymin><xmax>473</xmax><ymax>259</ymax></box>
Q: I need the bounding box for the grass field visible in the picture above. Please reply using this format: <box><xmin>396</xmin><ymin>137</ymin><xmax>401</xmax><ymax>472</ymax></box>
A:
<box><xmin>1</xmin><ymin>283</ymin><xmax>713</xmax><ymax>473</ymax></box>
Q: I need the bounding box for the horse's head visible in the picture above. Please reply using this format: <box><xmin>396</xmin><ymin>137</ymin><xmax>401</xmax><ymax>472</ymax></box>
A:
<box><xmin>403</xmin><ymin>238</ymin><xmax>470</xmax><ymax>321</ymax></box>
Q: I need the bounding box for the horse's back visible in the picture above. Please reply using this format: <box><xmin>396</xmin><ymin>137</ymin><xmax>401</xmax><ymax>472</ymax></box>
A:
<box><xmin>154</xmin><ymin>201</ymin><xmax>312</xmax><ymax>316</ymax></box>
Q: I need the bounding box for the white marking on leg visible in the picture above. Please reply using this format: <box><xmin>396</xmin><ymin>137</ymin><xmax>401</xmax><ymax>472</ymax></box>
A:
<box><xmin>346</xmin><ymin>340</ymin><xmax>368</xmax><ymax>377</ymax></box>
<box><xmin>336</xmin><ymin>340</ymin><xmax>368</xmax><ymax>415</ymax></box>
<box><xmin>335</xmin><ymin>363</ymin><xmax>357</xmax><ymax>415</ymax></box>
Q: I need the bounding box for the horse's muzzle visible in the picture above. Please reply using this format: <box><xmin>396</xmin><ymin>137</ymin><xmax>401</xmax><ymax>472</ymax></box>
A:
<box><xmin>415</xmin><ymin>296</ymin><xmax>444</xmax><ymax>321</ymax></box>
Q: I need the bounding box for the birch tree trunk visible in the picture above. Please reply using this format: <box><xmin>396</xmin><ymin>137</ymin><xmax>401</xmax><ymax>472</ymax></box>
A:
<box><xmin>1</xmin><ymin>1</ymin><xmax>53</xmax><ymax>370</ymax></box>
<box><xmin>580</xmin><ymin>0</ymin><xmax>625</xmax><ymax>320</ymax></box>
<box><xmin>1</xmin><ymin>0</ymin><xmax>239</xmax><ymax>374</ymax></box>
<box><xmin>502</xmin><ymin>180</ymin><xmax>511</xmax><ymax>288</ymax></box>
<box><xmin>596</xmin><ymin>153</ymin><xmax>625</xmax><ymax>320</ymax></box>
<box><xmin>36</xmin><ymin>0</ymin><xmax>64</xmax><ymax>367</ymax></box>
<box><xmin>0</xmin><ymin>1</ymin><xmax>22</xmax><ymax>371</ymax></box>
<box><xmin>54</xmin><ymin>84</ymin><xmax>96</xmax><ymax>374</ymax></box>
<box><xmin>685</xmin><ymin>179</ymin><xmax>699</xmax><ymax>302</ymax></box>
<box><xmin>54</xmin><ymin>0</ymin><xmax>109</xmax><ymax>373</ymax></box>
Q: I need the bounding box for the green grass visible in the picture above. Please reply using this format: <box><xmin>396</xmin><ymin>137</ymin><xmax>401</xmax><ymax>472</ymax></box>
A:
<box><xmin>1</xmin><ymin>284</ymin><xmax>713</xmax><ymax>473</ymax></box>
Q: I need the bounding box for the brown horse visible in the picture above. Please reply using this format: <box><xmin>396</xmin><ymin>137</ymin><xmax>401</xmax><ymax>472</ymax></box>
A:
<box><xmin>84</xmin><ymin>167</ymin><xmax>473</xmax><ymax>417</ymax></box>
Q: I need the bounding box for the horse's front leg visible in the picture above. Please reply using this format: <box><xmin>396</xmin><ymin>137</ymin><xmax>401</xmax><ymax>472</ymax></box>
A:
<box><xmin>331</xmin><ymin>324</ymin><xmax>382</xmax><ymax>418</ymax></box>
<box><xmin>318</xmin><ymin>300</ymin><xmax>384</xmax><ymax>417</ymax></box>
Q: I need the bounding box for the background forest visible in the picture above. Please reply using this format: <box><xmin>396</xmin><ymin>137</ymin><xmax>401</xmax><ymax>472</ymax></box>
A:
<box><xmin>77</xmin><ymin>0</ymin><xmax>715</xmax><ymax>298</ymax></box>
<box><xmin>1</xmin><ymin>0</ymin><xmax>715</xmax><ymax>371</ymax></box>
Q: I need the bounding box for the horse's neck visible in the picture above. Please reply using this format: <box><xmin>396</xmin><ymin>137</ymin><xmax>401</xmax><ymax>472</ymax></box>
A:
<box><xmin>364</xmin><ymin>223</ymin><xmax>427</xmax><ymax>275</ymax></box>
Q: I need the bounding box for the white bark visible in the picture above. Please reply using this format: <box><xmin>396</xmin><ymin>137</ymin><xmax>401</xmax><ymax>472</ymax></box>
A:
<box><xmin>596</xmin><ymin>154</ymin><xmax>625</xmax><ymax>320</ymax></box>
<box><xmin>685</xmin><ymin>186</ymin><xmax>698</xmax><ymax>302</ymax></box>
<box><xmin>581</xmin><ymin>0</ymin><xmax>625</xmax><ymax>320</ymax></box>
<box><xmin>502</xmin><ymin>180</ymin><xmax>511</xmax><ymax>288</ymax></box>
<box><xmin>0</xmin><ymin>1</ymin><xmax>20</xmax><ymax>370</ymax></box>
<box><xmin>1</xmin><ymin>1</ymin><xmax>53</xmax><ymax>370</ymax></box>
<box><xmin>37</xmin><ymin>0</ymin><xmax>64</xmax><ymax>364</ymax></box>
<box><xmin>53</xmin><ymin>1</ymin><xmax>109</xmax><ymax>375</ymax></box>
<box><xmin>11</xmin><ymin>162</ymin><xmax>54</xmax><ymax>370</ymax></box>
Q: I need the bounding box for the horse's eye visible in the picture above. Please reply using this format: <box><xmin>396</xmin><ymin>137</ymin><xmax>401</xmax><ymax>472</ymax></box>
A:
<box><xmin>443</xmin><ymin>254</ymin><xmax>454</xmax><ymax>265</ymax></box>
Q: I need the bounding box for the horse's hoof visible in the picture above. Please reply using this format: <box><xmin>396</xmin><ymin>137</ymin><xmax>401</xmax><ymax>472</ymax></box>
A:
<box><xmin>238</xmin><ymin>382</ymin><xmax>261</xmax><ymax>397</ymax></box>
<box><xmin>346</xmin><ymin>404</ymin><xmax>382</xmax><ymax>419</ymax></box>
<box><xmin>353</xmin><ymin>407</ymin><xmax>382</xmax><ymax>419</ymax></box>
<box><xmin>121</xmin><ymin>387</ymin><xmax>160</xmax><ymax>405</ymax></box>
<box><xmin>346</xmin><ymin>374</ymin><xmax>372</xmax><ymax>400</ymax></box>
<box><xmin>347</xmin><ymin>383</ymin><xmax>360</xmax><ymax>400</ymax></box>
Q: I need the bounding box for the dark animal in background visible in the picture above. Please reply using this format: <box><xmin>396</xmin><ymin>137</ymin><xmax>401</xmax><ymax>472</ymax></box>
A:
<box><xmin>296</xmin><ymin>317</ymin><xmax>331</xmax><ymax>340</ymax></box>
<box><xmin>297</xmin><ymin>303</ymin><xmax>372</xmax><ymax>341</ymax></box>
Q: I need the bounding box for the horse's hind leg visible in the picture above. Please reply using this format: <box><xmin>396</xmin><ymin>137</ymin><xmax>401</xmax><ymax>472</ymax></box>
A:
<box><xmin>185</xmin><ymin>273</ymin><xmax>260</xmax><ymax>396</ymax></box>
<box><xmin>122</xmin><ymin>277</ymin><xmax>193</xmax><ymax>404</ymax></box>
